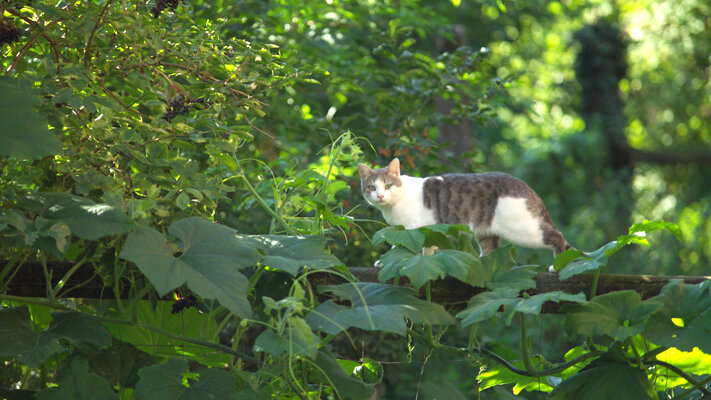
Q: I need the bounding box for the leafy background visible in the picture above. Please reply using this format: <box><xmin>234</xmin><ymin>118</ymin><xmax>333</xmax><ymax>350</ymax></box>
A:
<box><xmin>1</xmin><ymin>0</ymin><xmax>710</xmax><ymax>399</ymax></box>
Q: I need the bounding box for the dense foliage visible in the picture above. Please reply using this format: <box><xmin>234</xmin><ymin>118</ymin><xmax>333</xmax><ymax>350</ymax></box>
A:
<box><xmin>1</xmin><ymin>0</ymin><xmax>710</xmax><ymax>399</ymax></box>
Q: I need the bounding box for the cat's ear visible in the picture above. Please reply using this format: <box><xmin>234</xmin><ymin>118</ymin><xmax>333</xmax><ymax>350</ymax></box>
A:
<box><xmin>357</xmin><ymin>163</ymin><xmax>372</xmax><ymax>179</ymax></box>
<box><xmin>386</xmin><ymin>158</ymin><xmax>400</xmax><ymax>177</ymax></box>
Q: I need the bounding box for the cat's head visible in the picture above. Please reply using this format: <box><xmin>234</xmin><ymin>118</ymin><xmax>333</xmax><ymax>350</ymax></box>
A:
<box><xmin>357</xmin><ymin>158</ymin><xmax>403</xmax><ymax>207</ymax></box>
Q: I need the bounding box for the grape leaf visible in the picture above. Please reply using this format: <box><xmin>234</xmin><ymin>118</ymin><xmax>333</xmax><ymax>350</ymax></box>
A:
<box><xmin>562</xmin><ymin>290</ymin><xmax>663</xmax><ymax>341</ymax></box>
<box><xmin>120</xmin><ymin>217</ymin><xmax>259</xmax><ymax>318</ymax></box>
<box><xmin>549</xmin><ymin>360</ymin><xmax>656</xmax><ymax>400</ymax></box>
<box><xmin>305</xmin><ymin>282</ymin><xmax>455</xmax><ymax>335</ymax></box>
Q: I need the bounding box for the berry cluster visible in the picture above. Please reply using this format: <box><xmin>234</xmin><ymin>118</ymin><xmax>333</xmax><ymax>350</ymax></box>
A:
<box><xmin>162</xmin><ymin>95</ymin><xmax>206</xmax><ymax>121</ymax></box>
<box><xmin>151</xmin><ymin>0</ymin><xmax>180</xmax><ymax>18</ymax></box>
<box><xmin>0</xmin><ymin>21</ymin><xmax>21</xmax><ymax>45</ymax></box>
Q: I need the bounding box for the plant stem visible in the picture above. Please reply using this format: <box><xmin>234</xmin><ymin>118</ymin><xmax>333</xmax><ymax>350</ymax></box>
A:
<box><xmin>407</xmin><ymin>328</ymin><xmax>602</xmax><ymax>377</ymax></box>
<box><xmin>237</xmin><ymin>171</ymin><xmax>298</xmax><ymax>235</ymax></box>
<box><xmin>520</xmin><ymin>313</ymin><xmax>537</xmax><ymax>374</ymax></box>
<box><xmin>590</xmin><ymin>265</ymin><xmax>602</xmax><ymax>299</ymax></box>
<box><xmin>52</xmin><ymin>255</ymin><xmax>88</xmax><ymax>296</ymax></box>
<box><xmin>651</xmin><ymin>360</ymin><xmax>711</xmax><ymax>399</ymax></box>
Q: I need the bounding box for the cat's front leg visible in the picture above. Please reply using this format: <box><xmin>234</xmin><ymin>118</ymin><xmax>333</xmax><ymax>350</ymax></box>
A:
<box><xmin>477</xmin><ymin>236</ymin><xmax>500</xmax><ymax>257</ymax></box>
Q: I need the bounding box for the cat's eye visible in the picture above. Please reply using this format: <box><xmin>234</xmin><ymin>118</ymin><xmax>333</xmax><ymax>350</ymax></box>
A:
<box><xmin>367</xmin><ymin>185</ymin><xmax>376</xmax><ymax>191</ymax></box>
<box><xmin>385</xmin><ymin>184</ymin><xmax>392</xmax><ymax>189</ymax></box>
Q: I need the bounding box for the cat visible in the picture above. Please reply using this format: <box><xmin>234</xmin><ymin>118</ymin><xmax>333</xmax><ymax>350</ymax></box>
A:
<box><xmin>357</xmin><ymin>158</ymin><xmax>571</xmax><ymax>262</ymax></box>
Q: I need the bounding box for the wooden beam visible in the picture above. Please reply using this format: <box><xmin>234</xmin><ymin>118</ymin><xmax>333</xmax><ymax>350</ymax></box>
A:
<box><xmin>2</xmin><ymin>262</ymin><xmax>709</xmax><ymax>310</ymax></box>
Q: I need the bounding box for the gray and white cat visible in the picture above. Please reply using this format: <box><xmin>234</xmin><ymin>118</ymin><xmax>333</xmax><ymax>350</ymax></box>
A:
<box><xmin>357</xmin><ymin>158</ymin><xmax>571</xmax><ymax>259</ymax></box>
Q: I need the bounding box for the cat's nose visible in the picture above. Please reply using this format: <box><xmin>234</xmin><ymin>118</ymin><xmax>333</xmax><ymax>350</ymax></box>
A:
<box><xmin>377</xmin><ymin>193</ymin><xmax>384</xmax><ymax>200</ymax></box>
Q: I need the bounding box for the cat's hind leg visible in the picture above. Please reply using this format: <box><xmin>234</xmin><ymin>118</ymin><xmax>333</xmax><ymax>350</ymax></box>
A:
<box><xmin>477</xmin><ymin>235</ymin><xmax>500</xmax><ymax>257</ymax></box>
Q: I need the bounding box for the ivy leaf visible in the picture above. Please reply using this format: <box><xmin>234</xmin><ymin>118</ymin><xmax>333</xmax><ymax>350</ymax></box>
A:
<box><xmin>305</xmin><ymin>282</ymin><xmax>455</xmax><ymax>335</ymax></box>
<box><xmin>562</xmin><ymin>290</ymin><xmax>663</xmax><ymax>341</ymax></box>
<box><xmin>35</xmin><ymin>357</ymin><xmax>119</xmax><ymax>400</ymax></box>
<box><xmin>644</xmin><ymin>280</ymin><xmax>711</xmax><ymax>353</ymax></box>
<box><xmin>456</xmin><ymin>288</ymin><xmax>521</xmax><ymax>327</ymax></box>
<box><xmin>120</xmin><ymin>217</ymin><xmax>260</xmax><ymax>318</ymax></box>
<box><xmin>312</xmin><ymin>349</ymin><xmax>375</xmax><ymax>400</ymax></box>
<box><xmin>133</xmin><ymin>358</ymin><xmax>236</xmax><ymax>400</ymax></box>
<box><xmin>549</xmin><ymin>360</ymin><xmax>656</xmax><ymax>400</ymax></box>
<box><xmin>0</xmin><ymin>77</ymin><xmax>62</xmax><ymax>159</ymax></box>
<box><xmin>239</xmin><ymin>235</ymin><xmax>343</xmax><ymax>275</ymax></box>
<box><xmin>0</xmin><ymin>306</ymin><xmax>61</xmax><ymax>367</ymax></box>
<box><xmin>371</xmin><ymin>225</ymin><xmax>425</xmax><ymax>253</ymax></box>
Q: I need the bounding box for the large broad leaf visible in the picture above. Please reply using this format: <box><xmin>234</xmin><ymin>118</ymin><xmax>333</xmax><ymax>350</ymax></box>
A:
<box><xmin>456</xmin><ymin>288</ymin><xmax>521</xmax><ymax>327</ymax></box>
<box><xmin>0</xmin><ymin>77</ymin><xmax>62</xmax><ymax>159</ymax></box>
<box><xmin>239</xmin><ymin>234</ymin><xmax>343</xmax><ymax>275</ymax></box>
<box><xmin>377</xmin><ymin>247</ymin><xmax>475</xmax><ymax>288</ymax></box>
<box><xmin>644</xmin><ymin>280</ymin><xmax>711</xmax><ymax>353</ymax></box>
<box><xmin>562</xmin><ymin>290</ymin><xmax>663</xmax><ymax>341</ymax></box>
<box><xmin>457</xmin><ymin>289</ymin><xmax>586</xmax><ymax>327</ymax></box>
<box><xmin>120</xmin><ymin>217</ymin><xmax>260</xmax><ymax>318</ymax></box>
<box><xmin>548</xmin><ymin>360</ymin><xmax>656</xmax><ymax>400</ymax></box>
<box><xmin>103</xmin><ymin>301</ymin><xmax>227</xmax><ymax>367</ymax></box>
<box><xmin>47</xmin><ymin>311</ymin><xmax>113</xmax><ymax>350</ymax></box>
<box><xmin>35</xmin><ymin>357</ymin><xmax>119</xmax><ymax>400</ymax></box>
<box><xmin>305</xmin><ymin>282</ymin><xmax>455</xmax><ymax>335</ymax></box>
<box><xmin>253</xmin><ymin>317</ymin><xmax>319</xmax><ymax>359</ymax></box>
<box><xmin>133</xmin><ymin>358</ymin><xmax>236</xmax><ymax>400</ymax></box>
<box><xmin>467</xmin><ymin>246</ymin><xmax>537</xmax><ymax>291</ymax></box>
<box><xmin>371</xmin><ymin>225</ymin><xmax>425</xmax><ymax>253</ymax></box>
<box><xmin>555</xmin><ymin>220</ymin><xmax>681</xmax><ymax>278</ymax></box>
<box><xmin>88</xmin><ymin>340</ymin><xmax>156</xmax><ymax>389</ymax></box>
<box><xmin>0</xmin><ymin>306</ymin><xmax>61</xmax><ymax>367</ymax></box>
<box><xmin>653</xmin><ymin>347</ymin><xmax>711</xmax><ymax>390</ymax></box>
<box><xmin>36</xmin><ymin>193</ymin><xmax>134</xmax><ymax>240</ymax></box>
<box><xmin>312</xmin><ymin>348</ymin><xmax>375</xmax><ymax>400</ymax></box>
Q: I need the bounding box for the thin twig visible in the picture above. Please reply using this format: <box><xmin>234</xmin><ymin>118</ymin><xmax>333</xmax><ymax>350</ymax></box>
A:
<box><xmin>84</xmin><ymin>0</ymin><xmax>114</xmax><ymax>67</ymax></box>
<box><xmin>241</xmin><ymin>110</ymin><xmax>274</xmax><ymax>139</ymax></box>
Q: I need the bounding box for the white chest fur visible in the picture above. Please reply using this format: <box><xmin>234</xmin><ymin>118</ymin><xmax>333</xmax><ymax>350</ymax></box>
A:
<box><xmin>375</xmin><ymin>176</ymin><xmax>437</xmax><ymax>229</ymax></box>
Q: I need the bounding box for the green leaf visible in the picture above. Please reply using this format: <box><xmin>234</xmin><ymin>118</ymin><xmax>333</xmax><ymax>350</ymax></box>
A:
<box><xmin>35</xmin><ymin>357</ymin><xmax>119</xmax><ymax>400</ymax></box>
<box><xmin>253</xmin><ymin>317</ymin><xmax>319</xmax><ymax>359</ymax></box>
<box><xmin>456</xmin><ymin>288</ymin><xmax>521</xmax><ymax>326</ymax></box>
<box><xmin>562</xmin><ymin>290</ymin><xmax>663</xmax><ymax>341</ymax></box>
<box><xmin>120</xmin><ymin>217</ymin><xmax>259</xmax><ymax>318</ymax></box>
<box><xmin>514</xmin><ymin>291</ymin><xmax>587</xmax><ymax>315</ymax></box>
<box><xmin>103</xmin><ymin>301</ymin><xmax>227</xmax><ymax>366</ymax></box>
<box><xmin>558</xmin><ymin>241</ymin><xmax>617</xmax><ymax>280</ymax></box>
<box><xmin>644</xmin><ymin>280</ymin><xmax>711</xmax><ymax>353</ymax></box>
<box><xmin>240</xmin><ymin>234</ymin><xmax>343</xmax><ymax>275</ymax></box>
<box><xmin>30</xmin><ymin>193</ymin><xmax>134</xmax><ymax>240</ymax></box>
<box><xmin>305</xmin><ymin>282</ymin><xmax>455</xmax><ymax>335</ymax></box>
<box><xmin>0</xmin><ymin>306</ymin><xmax>61</xmax><ymax>367</ymax></box>
<box><xmin>372</xmin><ymin>225</ymin><xmax>425</xmax><ymax>253</ymax></box>
<box><xmin>134</xmin><ymin>358</ymin><xmax>237</xmax><ymax>400</ymax></box>
<box><xmin>312</xmin><ymin>349</ymin><xmax>375</xmax><ymax>400</ymax></box>
<box><xmin>88</xmin><ymin>340</ymin><xmax>156</xmax><ymax>389</ymax></box>
<box><xmin>478</xmin><ymin>360</ymin><xmax>554</xmax><ymax>394</ymax></box>
<box><xmin>549</xmin><ymin>360</ymin><xmax>656</xmax><ymax>400</ymax></box>
<box><xmin>47</xmin><ymin>311</ymin><xmax>113</xmax><ymax>350</ymax></box>
<box><xmin>653</xmin><ymin>347</ymin><xmax>711</xmax><ymax>389</ymax></box>
<box><xmin>377</xmin><ymin>247</ymin><xmax>474</xmax><ymax>288</ymax></box>
<box><xmin>0</xmin><ymin>77</ymin><xmax>62</xmax><ymax>159</ymax></box>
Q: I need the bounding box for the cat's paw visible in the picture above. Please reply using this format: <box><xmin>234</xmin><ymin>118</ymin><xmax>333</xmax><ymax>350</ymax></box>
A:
<box><xmin>374</xmin><ymin>259</ymin><xmax>383</xmax><ymax>268</ymax></box>
<box><xmin>548</xmin><ymin>264</ymin><xmax>557</xmax><ymax>273</ymax></box>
